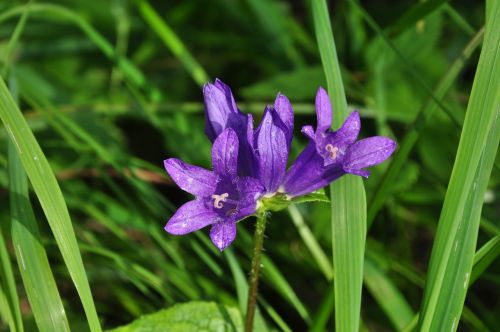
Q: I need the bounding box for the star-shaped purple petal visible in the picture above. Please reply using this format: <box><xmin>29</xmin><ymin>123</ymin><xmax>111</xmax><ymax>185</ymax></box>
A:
<box><xmin>164</xmin><ymin>128</ymin><xmax>264</xmax><ymax>251</ymax></box>
<box><xmin>284</xmin><ymin>87</ymin><xmax>396</xmax><ymax>197</ymax></box>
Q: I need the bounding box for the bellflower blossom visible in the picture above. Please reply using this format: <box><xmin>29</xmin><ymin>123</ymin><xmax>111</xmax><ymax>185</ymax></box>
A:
<box><xmin>284</xmin><ymin>87</ymin><xmax>396</xmax><ymax>197</ymax></box>
<box><xmin>164</xmin><ymin>129</ymin><xmax>263</xmax><ymax>251</ymax></box>
<box><xmin>204</xmin><ymin>79</ymin><xmax>293</xmax><ymax>194</ymax></box>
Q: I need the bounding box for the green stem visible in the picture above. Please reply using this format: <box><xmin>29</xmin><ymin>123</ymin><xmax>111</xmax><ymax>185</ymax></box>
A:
<box><xmin>245</xmin><ymin>212</ymin><xmax>268</xmax><ymax>332</ymax></box>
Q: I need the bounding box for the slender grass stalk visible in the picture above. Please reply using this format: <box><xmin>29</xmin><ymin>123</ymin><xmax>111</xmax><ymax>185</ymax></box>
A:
<box><xmin>0</xmin><ymin>77</ymin><xmax>102</xmax><ymax>332</ymax></box>
<box><xmin>0</xmin><ymin>226</ymin><xmax>22</xmax><ymax>332</ymax></box>
<box><xmin>245</xmin><ymin>212</ymin><xmax>268</xmax><ymax>332</ymax></box>
<box><xmin>418</xmin><ymin>1</ymin><xmax>500</xmax><ymax>329</ymax></box>
<box><xmin>9</xmin><ymin>141</ymin><xmax>70</xmax><ymax>331</ymax></box>
<box><xmin>135</xmin><ymin>0</ymin><xmax>209</xmax><ymax>86</ymax></box>
<box><xmin>312</xmin><ymin>1</ymin><xmax>367</xmax><ymax>331</ymax></box>
<box><xmin>368</xmin><ymin>27</ymin><xmax>484</xmax><ymax>226</ymax></box>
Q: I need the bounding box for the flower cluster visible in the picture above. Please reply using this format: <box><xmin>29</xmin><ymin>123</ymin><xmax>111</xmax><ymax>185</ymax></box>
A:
<box><xmin>164</xmin><ymin>79</ymin><xmax>396</xmax><ymax>250</ymax></box>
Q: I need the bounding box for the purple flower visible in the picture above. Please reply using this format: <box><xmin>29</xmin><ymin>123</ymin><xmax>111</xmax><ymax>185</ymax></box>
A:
<box><xmin>284</xmin><ymin>87</ymin><xmax>396</xmax><ymax>197</ymax></box>
<box><xmin>204</xmin><ymin>78</ymin><xmax>294</xmax><ymax>194</ymax></box>
<box><xmin>203</xmin><ymin>79</ymin><xmax>256</xmax><ymax>177</ymax></box>
<box><xmin>164</xmin><ymin>128</ymin><xmax>263</xmax><ymax>251</ymax></box>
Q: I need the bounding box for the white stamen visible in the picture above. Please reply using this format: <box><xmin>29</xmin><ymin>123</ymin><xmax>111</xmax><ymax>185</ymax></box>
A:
<box><xmin>212</xmin><ymin>193</ymin><xmax>229</xmax><ymax>208</ymax></box>
<box><xmin>325</xmin><ymin>144</ymin><xmax>339</xmax><ymax>160</ymax></box>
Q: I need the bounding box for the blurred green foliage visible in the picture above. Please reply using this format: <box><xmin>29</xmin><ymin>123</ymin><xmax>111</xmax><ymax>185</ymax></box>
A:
<box><xmin>0</xmin><ymin>0</ymin><xmax>498</xmax><ymax>331</ymax></box>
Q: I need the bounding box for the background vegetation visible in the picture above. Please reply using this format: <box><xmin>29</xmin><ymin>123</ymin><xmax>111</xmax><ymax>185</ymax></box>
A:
<box><xmin>0</xmin><ymin>0</ymin><xmax>498</xmax><ymax>331</ymax></box>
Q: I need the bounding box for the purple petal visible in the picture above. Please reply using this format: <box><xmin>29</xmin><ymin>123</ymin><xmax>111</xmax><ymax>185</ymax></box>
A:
<box><xmin>165</xmin><ymin>199</ymin><xmax>220</xmax><ymax>235</ymax></box>
<box><xmin>284</xmin><ymin>143</ymin><xmax>349</xmax><ymax>196</ymax></box>
<box><xmin>212</xmin><ymin>128</ymin><xmax>239</xmax><ymax>176</ymax></box>
<box><xmin>210</xmin><ymin>221</ymin><xmax>237</xmax><ymax>251</ymax></box>
<box><xmin>256</xmin><ymin>107</ymin><xmax>289</xmax><ymax>193</ymax></box>
<box><xmin>164</xmin><ymin>158</ymin><xmax>216</xmax><ymax>196</ymax></box>
<box><xmin>343</xmin><ymin>136</ymin><xmax>396</xmax><ymax>171</ymax></box>
<box><xmin>274</xmin><ymin>93</ymin><xmax>294</xmax><ymax>146</ymax></box>
<box><xmin>236</xmin><ymin>177</ymin><xmax>264</xmax><ymax>220</ymax></box>
<box><xmin>203</xmin><ymin>79</ymin><xmax>242</xmax><ymax>141</ymax></box>
<box><xmin>301</xmin><ymin>125</ymin><xmax>316</xmax><ymax>140</ymax></box>
<box><xmin>336</xmin><ymin>111</ymin><xmax>361</xmax><ymax>144</ymax></box>
<box><xmin>315</xmin><ymin>87</ymin><xmax>332</xmax><ymax>132</ymax></box>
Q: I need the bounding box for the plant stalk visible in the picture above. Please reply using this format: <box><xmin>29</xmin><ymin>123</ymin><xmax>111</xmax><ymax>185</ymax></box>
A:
<box><xmin>245</xmin><ymin>212</ymin><xmax>267</xmax><ymax>332</ymax></box>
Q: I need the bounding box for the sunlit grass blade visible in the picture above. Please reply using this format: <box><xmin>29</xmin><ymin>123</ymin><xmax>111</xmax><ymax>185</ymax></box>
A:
<box><xmin>364</xmin><ymin>257</ymin><xmax>414</xmax><ymax>330</ymax></box>
<box><xmin>135</xmin><ymin>0</ymin><xmax>209</xmax><ymax>86</ymax></box>
<box><xmin>0</xmin><ymin>78</ymin><xmax>101</xmax><ymax>332</ymax></box>
<box><xmin>367</xmin><ymin>27</ymin><xmax>484</xmax><ymax>226</ymax></box>
<box><xmin>8</xmin><ymin>142</ymin><xmax>70</xmax><ymax>331</ymax></box>
<box><xmin>312</xmin><ymin>1</ymin><xmax>367</xmax><ymax>331</ymax></box>
<box><xmin>418</xmin><ymin>1</ymin><xmax>500</xmax><ymax>330</ymax></box>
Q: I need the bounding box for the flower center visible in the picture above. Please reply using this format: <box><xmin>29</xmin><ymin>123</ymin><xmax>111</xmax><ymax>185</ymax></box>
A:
<box><xmin>212</xmin><ymin>193</ymin><xmax>229</xmax><ymax>209</ymax></box>
<box><xmin>325</xmin><ymin>144</ymin><xmax>339</xmax><ymax>160</ymax></box>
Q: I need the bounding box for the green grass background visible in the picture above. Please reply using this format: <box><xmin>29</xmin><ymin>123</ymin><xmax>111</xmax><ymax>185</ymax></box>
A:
<box><xmin>0</xmin><ymin>0</ymin><xmax>498</xmax><ymax>331</ymax></box>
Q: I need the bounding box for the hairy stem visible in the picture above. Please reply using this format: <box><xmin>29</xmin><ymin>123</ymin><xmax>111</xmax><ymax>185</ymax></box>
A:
<box><xmin>245</xmin><ymin>212</ymin><xmax>267</xmax><ymax>332</ymax></box>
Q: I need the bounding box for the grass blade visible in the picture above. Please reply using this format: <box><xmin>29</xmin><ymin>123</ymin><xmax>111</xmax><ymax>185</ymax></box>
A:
<box><xmin>364</xmin><ymin>258</ymin><xmax>414</xmax><ymax>330</ymax></box>
<box><xmin>135</xmin><ymin>0</ymin><xmax>209</xmax><ymax>86</ymax></box>
<box><xmin>0</xmin><ymin>77</ymin><xmax>101</xmax><ymax>332</ymax></box>
<box><xmin>9</xmin><ymin>141</ymin><xmax>70</xmax><ymax>332</ymax></box>
<box><xmin>312</xmin><ymin>1</ymin><xmax>367</xmax><ymax>331</ymax></box>
<box><xmin>418</xmin><ymin>1</ymin><xmax>500</xmax><ymax>329</ymax></box>
<box><xmin>0</xmin><ymin>225</ymin><xmax>22</xmax><ymax>332</ymax></box>
<box><xmin>367</xmin><ymin>27</ymin><xmax>484</xmax><ymax>226</ymax></box>
<box><xmin>471</xmin><ymin>235</ymin><xmax>500</xmax><ymax>283</ymax></box>
<box><xmin>288</xmin><ymin>205</ymin><xmax>333</xmax><ymax>280</ymax></box>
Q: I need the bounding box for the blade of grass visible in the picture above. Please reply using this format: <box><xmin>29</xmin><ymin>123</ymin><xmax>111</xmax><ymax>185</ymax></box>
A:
<box><xmin>288</xmin><ymin>205</ymin><xmax>333</xmax><ymax>280</ymax></box>
<box><xmin>389</xmin><ymin>0</ymin><xmax>448</xmax><ymax>36</ymax></box>
<box><xmin>418</xmin><ymin>1</ymin><xmax>500</xmax><ymax>329</ymax></box>
<box><xmin>0</xmin><ymin>226</ymin><xmax>22</xmax><ymax>332</ymax></box>
<box><xmin>0</xmin><ymin>77</ymin><xmax>102</xmax><ymax>332</ymax></box>
<box><xmin>312</xmin><ymin>1</ymin><xmax>367</xmax><ymax>331</ymax></box>
<box><xmin>0</xmin><ymin>3</ymin><xmax>156</xmax><ymax>98</ymax></box>
<box><xmin>9</xmin><ymin>141</ymin><xmax>70</xmax><ymax>332</ymax></box>
<box><xmin>224</xmin><ymin>249</ymin><xmax>268</xmax><ymax>332</ymax></box>
<box><xmin>135</xmin><ymin>0</ymin><xmax>209</xmax><ymax>86</ymax></box>
<box><xmin>470</xmin><ymin>235</ymin><xmax>500</xmax><ymax>284</ymax></box>
<box><xmin>367</xmin><ymin>27</ymin><xmax>484</xmax><ymax>226</ymax></box>
<box><xmin>364</xmin><ymin>257</ymin><xmax>414</xmax><ymax>330</ymax></box>
<box><xmin>351</xmin><ymin>1</ymin><xmax>462</xmax><ymax>128</ymax></box>
<box><xmin>1</xmin><ymin>0</ymin><xmax>31</xmax><ymax>77</ymax></box>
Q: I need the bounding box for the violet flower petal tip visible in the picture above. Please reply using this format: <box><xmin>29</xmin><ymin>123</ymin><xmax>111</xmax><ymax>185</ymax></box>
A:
<box><xmin>164</xmin><ymin>158</ymin><xmax>217</xmax><ymax>197</ymax></box>
<box><xmin>301</xmin><ymin>125</ymin><xmax>315</xmax><ymax>140</ymax></box>
<box><xmin>344</xmin><ymin>136</ymin><xmax>397</xmax><ymax>171</ymax></box>
<box><xmin>315</xmin><ymin>87</ymin><xmax>333</xmax><ymax>132</ymax></box>
<box><xmin>256</xmin><ymin>107</ymin><xmax>289</xmax><ymax>193</ymax></box>
<box><xmin>337</xmin><ymin>111</ymin><xmax>361</xmax><ymax>144</ymax></box>
<box><xmin>209</xmin><ymin>222</ymin><xmax>237</xmax><ymax>251</ymax></box>
<box><xmin>274</xmin><ymin>92</ymin><xmax>294</xmax><ymax>135</ymax></box>
<box><xmin>212</xmin><ymin>128</ymin><xmax>239</xmax><ymax>176</ymax></box>
<box><xmin>164</xmin><ymin>200</ymin><xmax>219</xmax><ymax>235</ymax></box>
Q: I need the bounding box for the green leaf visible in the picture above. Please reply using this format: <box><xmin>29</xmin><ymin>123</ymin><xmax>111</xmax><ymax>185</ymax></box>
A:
<box><xmin>9</xmin><ymin>142</ymin><xmax>70</xmax><ymax>332</ymax></box>
<box><xmin>312</xmin><ymin>1</ymin><xmax>367</xmax><ymax>332</ymax></box>
<box><xmin>0</xmin><ymin>77</ymin><xmax>101</xmax><ymax>332</ymax></box>
<box><xmin>109</xmin><ymin>302</ymin><xmax>242</xmax><ymax>332</ymax></box>
<box><xmin>418</xmin><ymin>1</ymin><xmax>500</xmax><ymax>330</ymax></box>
